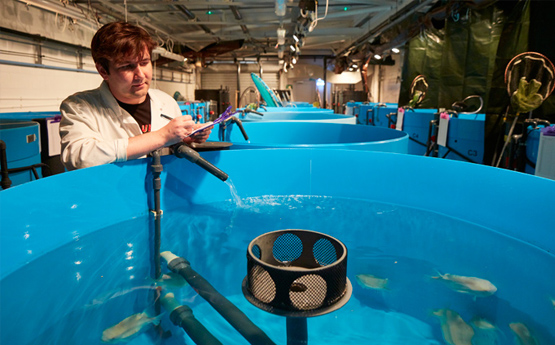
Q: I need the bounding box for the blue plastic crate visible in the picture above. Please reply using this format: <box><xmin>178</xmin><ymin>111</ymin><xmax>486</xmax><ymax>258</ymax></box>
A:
<box><xmin>400</xmin><ymin>109</ymin><xmax>437</xmax><ymax>155</ymax></box>
<box><xmin>0</xmin><ymin>121</ymin><xmax>41</xmax><ymax>189</ymax></box>
<box><xmin>438</xmin><ymin>113</ymin><xmax>485</xmax><ymax>164</ymax></box>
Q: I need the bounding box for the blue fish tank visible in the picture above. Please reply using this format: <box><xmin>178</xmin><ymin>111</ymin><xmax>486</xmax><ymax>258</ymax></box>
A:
<box><xmin>1</xmin><ymin>145</ymin><xmax>554</xmax><ymax>345</ymax></box>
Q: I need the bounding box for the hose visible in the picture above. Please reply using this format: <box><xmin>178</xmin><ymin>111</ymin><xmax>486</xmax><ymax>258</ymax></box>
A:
<box><xmin>173</xmin><ymin>144</ymin><xmax>228</xmax><ymax>182</ymax></box>
<box><xmin>161</xmin><ymin>251</ymin><xmax>276</xmax><ymax>345</ymax></box>
<box><xmin>161</xmin><ymin>292</ymin><xmax>222</xmax><ymax>345</ymax></box>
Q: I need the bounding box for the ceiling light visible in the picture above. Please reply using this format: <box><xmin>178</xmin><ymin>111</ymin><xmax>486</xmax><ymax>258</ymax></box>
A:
<box><xmin>277</xmin><ymin>28</ymin><xmax>286</xmax><ymax>45</ymax></box>
<box><xmin>275</xmin><ymin>0</ymin><xmax>286</xmax><ymax>16</ymax></box>
<box><xmin>352</xmin><ymin>64</ymin><xmax>358</xmax><ymax>69</ymax></box>
<box><xmin>152</xmin><ymin>47</ymin><xmax>186</xmax><ymax>62</ymax></box>
<box><xmin>392</xmin><ymin>48</ymin><xmax>400</xmax><ymax>54</ymax></box>
<box><xmin>290</xmin><ymin>45</ymin><xmax>296</xmax><ymax>52</ymax></box>
<box><xmin>292</xmin><ymin>57</ymin><xmax>297</xmax><ymax>64</ymax></box>
<box><xmin>374</xmin><ymin>54</ymin><xmax>382</xmax><ymax>60</ymax></box>
<box><xmin>293</xmin><ymin>34</ymin><xmax>299</xmax><ymax>43</ymax></box>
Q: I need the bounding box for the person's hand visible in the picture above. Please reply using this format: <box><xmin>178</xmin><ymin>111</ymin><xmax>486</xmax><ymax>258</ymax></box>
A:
<box><xmin>185</xmin><ymin>122</ymin><xmax>213</xmax><ymax>144</ymax></box>
<box><xmin>160</xmin><ymin>115</ymin><xmax>196</xmax><ymax>146</ymax></box>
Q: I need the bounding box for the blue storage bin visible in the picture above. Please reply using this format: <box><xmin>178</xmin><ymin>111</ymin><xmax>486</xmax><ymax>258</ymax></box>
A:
<box><xmin>525</xmin><ymin>124</ymin><xmax>554</xmax><ymax>174</ymax></box>
<box><xmin>400</xmin><ymin>109</ymin><xmax>437</xmax><ymax>155</ymax></box>
<box><xmin>438</xmin><ymin>113</ymin><xmax>485</xmax><ymax>164</ymax></box>
<box><xmin>370</xmin><ymin>103</ymin><xmax>398</xmax><ymax>128</ymax></box>
<box><xmin>177</xmin><ymin>101</ymin><xmax>192</xmax><ymax>117</ymax></box>
<box><xmin>0</xmin><ymin>121</ymin><xmax>41</xmax><ymax>189</ymax></box>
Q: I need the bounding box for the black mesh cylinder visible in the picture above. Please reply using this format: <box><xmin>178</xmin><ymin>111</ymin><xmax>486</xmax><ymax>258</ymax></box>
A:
<box><xmin>243</xmin><ymin>229</ymin><xmax>350</xmax><ymax>317</ymax></box>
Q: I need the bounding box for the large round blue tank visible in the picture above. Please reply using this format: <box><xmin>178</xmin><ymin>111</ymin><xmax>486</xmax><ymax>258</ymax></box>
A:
<box><xmin>255</xmin><ymin>107</ymin><xmax>334</xmax><ymax>113</ymax></box>
<box><xmin>212</xmin><ymin>122</ymin><xmax>408</xmax><ymax>153</ymax></box>
<box><xmin>1</xmin><ymin>150</ymin><xmax>553</xmax><ymax>344</ymax></box>
<box><xmin>237</xmin><ymin>111</ymin><xmax>355</xmax><ymax>123</ymax></box>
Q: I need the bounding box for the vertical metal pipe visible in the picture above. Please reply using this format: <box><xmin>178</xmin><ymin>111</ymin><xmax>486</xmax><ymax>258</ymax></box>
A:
<box><xmin>323</xmin><ymin>57</ymin><xmax>328</xmax><ymax>109</ymax></box>
<box><xmin>236</xmin><ymin>61</ymin><xmax>241</xmax><ymax>108</ymax></box>
<box><xmin>0</xmin><ymin>140</ymin><xmax>13</xmax><ymax>189</ymax></box>
<box><xmin>287</xmin><ymin>317</ymin><xmax>308</xmax><ymax>345</ymax></box>
<box><xmin>150</xmin><ymin>150</ymin><xmax>163</xmax><ymax>317</ymax></box>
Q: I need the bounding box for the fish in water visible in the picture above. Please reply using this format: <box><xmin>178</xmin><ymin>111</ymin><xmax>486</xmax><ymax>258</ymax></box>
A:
<box><xmin>470</xmin><ymin>316</ymin><xmax>503</xmax><ymax>345</ymax></box>
<box><xmin>432</xmin><ymin>309</ymin><xmax>474</xmax><ymax>345</ymax></box>
<box><xmin>509</xmin><ymin>322</ymin><xmax>538</xmax><ymax>345</ymax></box>
<box><xmin>470</xmin><ymin>317</ymin><xmax>496</xmax><ymax>330</ymax></box>
<box><xmin>355</xmin><ymin>274</ymin><xmax>388</xmax><ymax>290</ymax></box>
<box><xmin>154</xmin><ymin>272</ymin><xmax>188</xmax><ymax>290</ymax></box>
<box><xmin>432</xmin><ymin>270</ymin><xmax>497</xmax><ymax>298</ymax></box>
<box><xmin>101</xmin><ymin>310</ymin><xmax>163</xmax><ymax>343</ymax></box>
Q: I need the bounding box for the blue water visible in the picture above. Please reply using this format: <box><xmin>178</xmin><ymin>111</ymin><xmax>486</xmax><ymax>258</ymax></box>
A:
<box><xmin>1</xmin><ymin>196</ymin><xmax>554</xmax><ymax>345</ymax></box>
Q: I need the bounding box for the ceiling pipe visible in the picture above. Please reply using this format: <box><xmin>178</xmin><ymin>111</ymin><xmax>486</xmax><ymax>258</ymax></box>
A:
<box><xmin>336</xmin><ymin>0</ymin><xmax>437</xmax><ymax>57</ymax></box>
<box><xmin>229</xmin><ymin>6</ymin><xmax>243</xmax><ymax>20</ymax></box>
<box><xmin>95</xmin><ymin>0</ymin><xmax>181</xmax><ymax>41</ymax></box>
<box><xmin>15</xmin><ymin>0</ymin><xmax>100</xmax><ymax>32</ymax></box>
<box><xmin>173</xmin><ymin>4</ymin><xmax>214</xmax><ymax>35</ymax></box>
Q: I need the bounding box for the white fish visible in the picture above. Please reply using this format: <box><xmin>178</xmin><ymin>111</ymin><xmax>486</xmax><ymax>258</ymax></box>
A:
<box><xmin>154</xmin><ymin>272</ymin><xmax>188</xmax><ymax>290</ymax></box>
<box><xmin>432</xmin><ymin>309</ymin><xmax>475</xmax><ymax>345</ymax></box>
<box><xmin>355</xmin><ymin>274</ymin><xmax>389</xmax><ymax>290</ymax></box>
<box><xmin>101</xmin><ymin>311</ymin><xmax>162</xmax><ymax>343</ymax></box>
<box><xmin>471</xmin><ymin>317</ymin><xmax>496</xmax><ymax>330</ymax></box>
<box><xmin>470</xmin><ymin>316</ymin><xmax>503</xmax><ymax>345</ymax></box>
<box><xmin>432</xmin><ymin>270</ymin><xmax>497</xmax><ymax>297</ymax></box>
<box><xmin>509</xmin><ymin>322</ymin><xmax>538</xmax><ymax>345</ymax></box>
<box><xmin>86</xmin><ymin>286</ymin><xmax>157</xmax><ymax>308</ymax></box>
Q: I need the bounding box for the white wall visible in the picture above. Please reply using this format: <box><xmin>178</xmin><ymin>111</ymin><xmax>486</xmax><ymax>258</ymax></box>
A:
<box><xmin>0</xmin><ymin>64</ymin><xmax>102</xmax><ymax>112</ymax></box>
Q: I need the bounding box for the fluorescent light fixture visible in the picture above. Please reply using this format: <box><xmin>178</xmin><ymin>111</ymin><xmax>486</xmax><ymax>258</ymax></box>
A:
<box><xmin>392</xmin><ymin>48</ymin><xmax>400</xmax><ymax>54</ymax></box>
<box><xmin>275</xmin><ymin>0</ymin><xmax>286</xmax><ymax>16</ymax></box>
<box><xmin>293</xmin><ymin>34</ymin><xmax>299</xmax><ymax>43</ymax></box>
<box><xmin>153</xmin><ymin>47</ymin><xmax>186</xmax><ymax>62</ymax></box>
<box><xmin>374</xmin><ymin>54</ymin><xmax>382</xmax><ymax>60</ymax></box>
<box><xmin>352</xmin><ymin>64</ymin><xmax>358</xmax><ymax>69</ymax></box>
<box><xmin>277</xmin><ymin>28</ymin><xmax>286</xmax><ymax>45</ymax></box>
<box><xmin>290</xmin><ymin>45</ymin><xmax>296</xmax><ymax>52</ymax></box>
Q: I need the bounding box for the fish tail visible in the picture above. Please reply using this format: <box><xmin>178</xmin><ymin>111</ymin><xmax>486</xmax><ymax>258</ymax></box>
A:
<box><xmin>151</xmin><ymin>313</ymin><xmax>164</xmax><ymax>326</ymax></box>
<box><xmin>431</xmin><ymin>269</ymin><xmax>444</xmax><ymax>279</ymax></box>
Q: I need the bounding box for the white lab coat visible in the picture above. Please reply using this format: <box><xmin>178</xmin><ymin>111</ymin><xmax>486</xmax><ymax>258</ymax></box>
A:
<box><xmin>59</xmin><ymin>81</ymin><xmax>181</xmax><ymax>170</ymax></box>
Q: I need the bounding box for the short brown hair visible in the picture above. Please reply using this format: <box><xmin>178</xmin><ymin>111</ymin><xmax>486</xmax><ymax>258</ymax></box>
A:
<box><xmin>91</xmin><ymin>21</ymin><xmax>157</xmax><ymax>73</ymax></box>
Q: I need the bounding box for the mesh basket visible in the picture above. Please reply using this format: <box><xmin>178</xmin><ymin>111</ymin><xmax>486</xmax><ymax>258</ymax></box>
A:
<box><xmin>243</xmin><ymin>229</ymin><xmax>351</xmax><ymax>317</ymax></box>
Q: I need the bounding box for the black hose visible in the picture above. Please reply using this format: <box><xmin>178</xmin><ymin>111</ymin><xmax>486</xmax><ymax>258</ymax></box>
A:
<box><xmin>161</xmin><ymin>252</ymin><xmax>276</xmax><ymax>345</ymax></box>
<box><xmin>7</xmin><ymin>163</ymin><xmax>52</xmax><ymax>177</ymax></box>
<box><xmin>229</xmin><ymin>117</ymin><xmax>249</xmax><ymax>141</ymax></box>
<box><xmin>173</xmin><ymin>144</ymin><xmax>228</xmax><ymax>182</ymax></box>
<box><xmin>243</xmin><ymin>108</ymin><xmax>264</xmax><ymax>116</ymax></box>
<box><xmin>161</xmin><ymin>293</ymin><xmax>222</xmax><ymax>345</ymax></box>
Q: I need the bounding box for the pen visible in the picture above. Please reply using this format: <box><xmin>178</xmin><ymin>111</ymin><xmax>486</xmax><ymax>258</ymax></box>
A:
<box><xmin>160</xmin><ymin>114</ymin><xmax>173</xmax><ymax>120</ymax></box>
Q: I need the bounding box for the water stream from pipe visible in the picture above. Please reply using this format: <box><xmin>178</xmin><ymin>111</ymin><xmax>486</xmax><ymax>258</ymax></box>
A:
<box><xmin>225</xmin><ymin>178</ymin><xmax>243</xmax><ymax>207</ymax></box>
